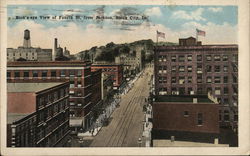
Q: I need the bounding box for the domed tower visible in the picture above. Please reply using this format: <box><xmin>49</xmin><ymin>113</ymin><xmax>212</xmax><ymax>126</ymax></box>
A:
<box><xmin>23</xmin><ymin>29</ymin><xmax>31</xmax><ymax>48</ymax></box>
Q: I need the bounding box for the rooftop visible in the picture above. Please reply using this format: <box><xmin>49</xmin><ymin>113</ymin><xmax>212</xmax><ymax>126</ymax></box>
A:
<box><xmin>7</xmin><ymin>61</ymin><xmax>91</xmax><ymax>67</ymax></box>
<box><xmin>154</xmin><ymin>95</ymin><xmax>214</xmax><ymax>104</ymax></box>
<box><xmin>7</xmin><ymin>82</ymin><xmax>63</xmax><ymax>93</ymax></box>
<box><xmin>7</xmin><ymin>113</ymin><xmax>30</xmax><ymax>124</ymax></box>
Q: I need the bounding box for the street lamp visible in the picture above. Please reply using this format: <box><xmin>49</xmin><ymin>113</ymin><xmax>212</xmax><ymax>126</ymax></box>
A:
<box><xmin>138</xmin><ymin>137</ymin><xmax>142</xmax><ymax>147</ymax></box>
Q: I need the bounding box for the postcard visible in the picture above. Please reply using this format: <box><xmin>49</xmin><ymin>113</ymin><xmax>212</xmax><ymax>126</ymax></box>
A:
<box><xmin>0</xmin><ymin>0</ymin><xmax>249</xmax><ymax>155</ymax></box>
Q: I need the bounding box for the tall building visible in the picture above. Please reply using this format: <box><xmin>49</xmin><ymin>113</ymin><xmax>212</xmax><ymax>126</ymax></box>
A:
<box><xmin>7</xmin><ymin>61</ymin><xmax>101</xmax><ymax>133</ymax></box>
<box><xmin>7</xmin><ymin>82</ymin><xmax>70</xmax><ymax>147</ymax></box>
<box><xmin>154</xmin><ymin>37</ymin><xmax>238</xmax><ymax>130</ymax></box>
<box><xmin>7</xmin><ymin>30</ymin><xmax>52</xmax><ymax>62</ymax></box>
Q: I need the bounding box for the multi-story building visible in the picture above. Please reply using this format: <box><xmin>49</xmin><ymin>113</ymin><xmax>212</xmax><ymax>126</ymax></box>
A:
<box><xmin>115</xmin><ymin>45</ymin><xmax>143</xmax><ymax>77</ymax></box>
<box><xmin>91</xmin><ymin>64</ymin><xmax>124</xmax><ymax>91</ymax></box>
<box><xmin>152</xmin><ymin>95</ymin><xmax>219</xmax><ymax>144</ymax></box>
<box><xmin>7</xmin><ymin>82</ymin><xmax>70</xmax><ymax>147</ymax></box>
<box><xmin>7</xmin><ymin>61</ymin><xmax>99</xmax><ymax>132</ymax></box>
<box><xmin>154</xmin><ymin>37</ymin><xmax>238</xmax><ymax>129</ymax></box>
<box><xmin>7</xmin><ymin>29</ymin><xmax>52</xmax><ymax>62</ymax></box>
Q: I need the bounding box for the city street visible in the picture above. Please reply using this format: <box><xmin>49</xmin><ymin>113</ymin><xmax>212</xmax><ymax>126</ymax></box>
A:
<box><xmin>90</xmin><ymin>67</ymin><xmax>152</xmax><ymax>147</ymax></box>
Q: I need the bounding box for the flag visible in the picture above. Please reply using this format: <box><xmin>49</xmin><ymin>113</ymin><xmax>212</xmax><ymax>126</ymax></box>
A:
<box><xmin>196</xmin><ymin>29</ymin><xmax>206</xmax><ymax>36</ymax></box>
<box><xmin>157</xmin><ymin>30</ymin><xmax>165</xmax><ymax>39</ymax></box>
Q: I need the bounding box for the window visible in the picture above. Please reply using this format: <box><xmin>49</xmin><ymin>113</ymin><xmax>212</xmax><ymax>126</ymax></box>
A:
<box><xmin>60</xmin><ymin>70</ymin><xmax>66</xmax><ymax>77</ymax></box>
<box><xmin>69</xmin><ymin>70</ymin><xmax>75</xmax><ymax>76</ymax></box>
<box><xmin>32</xmin><ymin>71</ymin><xmax>38</xmax><ymax>77</ymax></box>
<box><xmin>224</xmin><ymin>98</ymin><xmax>229</xmax><ymax>105</ymax></box>
<box><xmin>214</xmin><ymin>65</ymin><xmax>220</xmax><ymax>72</ymax></box>
<box><xmin>197</xmin><ymin>55</ymin><xmax>202</xmax><ymax>61</ymax></box>
<box><xmin>214</xmin><ymin>55</ymin><xmax>221</xmax><ymax>61</ymax></box>
<box><xmin>171</xmin><ymin>66</ymin><xmax>176</xmax><ymax>73</ymax></box>
<box><xmin>179</xmin><ymin>66</ymin><xmax>185</xmax><ymax>72</ymax></box>
<box><xmin>206</xmin><ymin>65</ymin><xmax>212</xmax><ymax>72</ymax></box>
<box><xmin>224</xmin><ymin>110</ymin><xmax>230</xmax><ymax>121</ymax></box>
<box><xmin>14</xmin><ymin>71</ymin><xmax>20</xmax><ymax>78</ymax></box>
<box><xmin>206</xmin><ymin>76</ymin><xmax>212</xmax><ymax>83</ymax></box>
<box><xmin>206</xmin><ymin>55</ymin><xmax>212</xmax><ymax>61</ymax></box>
<box><xmin>171</xmin><ymin>77</ymin><xmax>176</xmax><ymax>83</ymax></box>
<box><xmin>158</xmin><ymin>66</ymin><xmax>163</xmax><ymax>74</ymax></box>
<box><xmin>188</xmin><ymin>88</ymin><xmax>193</xmax><ymax>95</ymax></box>
<box><xmin>51</xmin><ymin>70</ymin><xmax>56</xmax><ymax>77</ymax></box>
<box><xmin>197</xmin><ymin>64</ymin><xmax>202</xmax><ymax>73</ymax></box>
<box><xmin>224</xmin><ymin>87</ymin><xmax>229</xmax><ymax>94</ymax></box>
<box><xmin>179</xmin><ymin>87</ymin><xmax>185</xmax><ymax>95</ymax></box>
<box><xmin>7</xmin><ymin>72</ymin><xmax>11</xmax><ymax>78</ymax></box>
<box><xmin>224</xmin><ymin>76</ymin><xmax>228</xmax><ymax>83</ymax></box>
<box><xmin>159</xmin><ymin>88</ymin><xmax>167</xmax><ymax>95</ymax></box>
<box><xmin>215</xmin><ymin>77</ymin><xmax>221</xmax><ymax>83</ymax></box>
<box><xmin>223</xmin><ymin>55</ymin><xmax>228</xmax><ymax>61</ymax></box>
<box><xmin>234</xmin><ymin>114</ymin><xmax>238</xmax><ymax>121</ymax></box>
<box><xmin>171</xmin><ymin>88</ymin><xmax>178</xmax><ymax>95</ymax></box>
<box><xmin>187</xmin><ymin>55</ymin><xmax>192</xmax><ymax>61</ymax></box>
<box><xmin>232</xmin><ymin>54</ymin><xmax>238</xmax><ymax>62</ymax></box>
<box><xmin>77</xmin><ymin>70</ymin><xmax>82</xmax><ymax>76</ymax></box>
<box><xmin>178</xmin><ymin>55</ymin><xmax>185</xmax><ymax>62</ymax></box>
<box><xmin>197</xmin><ymin>113</ymin><xmax>203</xmax><ymax>125</ymax></box>
<box><xmin>233</xmin><ymin>66</ymin><xmax>238</xmax><ymax>72</ymax></box>
<box><xmin>42</xmin><ymin>70</ymin><xmax>47</xmax><ymax>78</ymax></box>
<box><xmin>197</xmin><ymin>75</ymin><xmax>202</xmax><ymax>83</ymax></box>
<box><xmin>215</xmin><ymin>87</ymin><xmax>221</xmax><ymax>95</ymax></box>
<box><xmin>23</xmin><ymin>71</ymin><xmax>29</xmax><ymax>78</ymax></box>
<box><xmin>171</xmin><ymin>55</ymin><xmax>176</xmax><ymax>62</ymax></box>
<box><xmin>187</xmin><ymin>66</ymin><xmax>192</xmax><ymax>72</ymax></box>
<box><xmin>179</xmin><ymin>77</ymin><xmax>185</xmax><ymax>84</ymax></box>
<box><xmin>219</xmin><ymin>110</ymin><xmax>222</xmax><ymax>121</ymax></box>
<box><xmin>207</xmin><ymin>87</ymin><xmax>212</xmax><ymax>93</ymax></box>
<box><xmin>197</xmin><ymin>88</ymin><xmax>203</xmax><ymax>94</ymax></box>
<box><xmin>223</xmin><ymin>66</ymin><xmax>228</xmax><ymax>72</ymax></box>
<box><xmin>187</xmin><ymin>77</ymin><xmax>192</xmax><ymax>83</ymax></box>
<box><xmin>184</xmin><ymin>111</ymin><xmax>189</xmax><ymax>117</ymax></box>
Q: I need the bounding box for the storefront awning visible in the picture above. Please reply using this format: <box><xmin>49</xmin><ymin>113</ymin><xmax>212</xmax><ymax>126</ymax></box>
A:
<box><xmin>69</xmin><ymin>118</ymin><xmax>84</xmax><ymax>128</ymax></box>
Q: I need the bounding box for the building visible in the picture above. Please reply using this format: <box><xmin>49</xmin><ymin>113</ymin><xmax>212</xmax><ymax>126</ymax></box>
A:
<box><xmin>152</xmin><ymin>95</ymin><xmax>219</xmax><ymax>145</ymax></box>
<box><xmin>7</xmin><ymin>61</ymin><xmax>98</xmax><ymax>132</ymax></box>
<box><xmin>7</xmin><ymin>82</ymin><xmax>70</xmax><ymax>147</ymax></box>
<box><xmin>91</xmin><ymin>64</ymin><xmax>124</xmax><ymax>91</ymax></box>
<box><xmin>54</xmin><ymin>38</ymin><xmax>70</xmax><ymax>61</ymax></box>
<box><xmin>7</xmin><ymin>29</ymin><xmax>52</xmax><ymax>62</ymax></box>
<box><xmin>154</xmin><ymin>37</ymin><xmax>238</xmax><ymax>129</ymax></box>
<box><xmin>101</xmin><ymin>73</ymin><xmax>114</xmax><ymax>103</ymax></box>
<box><xmin>115</xmin><ymin>45</ymin><xmax>143</xmax><ymax>78</ymax></box>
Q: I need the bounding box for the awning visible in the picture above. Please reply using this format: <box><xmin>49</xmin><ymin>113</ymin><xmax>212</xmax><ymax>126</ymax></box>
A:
<box><xmin>69</xmin><ymin>118</ymin><xmax>84</xmax><ymax>128</ymax></box>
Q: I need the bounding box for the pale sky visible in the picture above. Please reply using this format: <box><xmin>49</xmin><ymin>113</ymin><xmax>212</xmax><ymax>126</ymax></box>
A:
<box><xmin>7</xmin><ymin>5</ymin><xmax>237</xmax><ymax>54</ymax></box>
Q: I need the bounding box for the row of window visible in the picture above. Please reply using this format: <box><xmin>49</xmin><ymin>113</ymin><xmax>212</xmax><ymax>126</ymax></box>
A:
<box><xmin>158</xmin><ymin>54</ymin><xmax>238</xmax><ymax>62</ymax></box>
<box><xmin>158</xmin><ymin>65</ymin><xmax>237</xmax><ymax>73</ymax></box>
<box><xmin>7</xmin><ymin>52</ymin><xmax>35</xmax><ymax>56</ymax></box>
<box><xmin>158</xmin><ymin>76</ymin><xmax>230</xmax><ymax>84</ymax></box>
<box><xmin>182</xmin><ymin>111</ymin><xmax>203</xmax><ymax>125</ymax></box>
<box><xmin>158</xmin><ymin>87</ymin><xmax>231</xmax><ymax>96</ymax></box>
<box><xmin>7</xmin><ymin>70</ymin><xmax>83</xmax><ymax>78</ymax></box>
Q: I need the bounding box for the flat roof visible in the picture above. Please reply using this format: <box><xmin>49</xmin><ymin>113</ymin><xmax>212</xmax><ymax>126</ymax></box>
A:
<box><xmin>7</xmin><ymin>61</ymin><xmax>91</xmax><ymax>67</ymax></box>
<box><xmin>154</xmin><ymin>95</ymin><xmax>214</xmax><ymax>103</ymax></box>
<box><xmin>7</xmin><ymin>82</ymin><xmax>63</xmax><ymax>93</ymax></box>
<box><xmin>7</xmin><ymin>113</ymin><xmax>30</xmax><ymax>124</ymax></box>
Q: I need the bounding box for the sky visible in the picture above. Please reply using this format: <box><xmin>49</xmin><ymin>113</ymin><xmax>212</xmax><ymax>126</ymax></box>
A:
<box><xmin>7</xmin><ymin>5</ymin><xmax>237</xmax><ymax>54</ymax></box>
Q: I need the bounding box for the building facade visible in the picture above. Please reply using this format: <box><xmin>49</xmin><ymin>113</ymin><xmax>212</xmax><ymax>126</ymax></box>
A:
<box><xmin>7</xmin><ymin>61</ymin><xmax>97</xmax><ymax>132</ymax></box>
<box><xmin>91</xmin><ymin>64</ymin><xmax>124</xmax><ymax>91</ymax></box>
<box><xmin>154</xmin><ymin>37</ymin><xmax>238</xmax><ymax>129</ymax></box>
<box><xmin>7</xmin><ymin>82</ymin><xmax>70</xmax><ymax>147</ymax></box>
<box><xmin>152</xmin><ymin>95</ymin><xmax>219</xmax><ymax>143</ymax></box>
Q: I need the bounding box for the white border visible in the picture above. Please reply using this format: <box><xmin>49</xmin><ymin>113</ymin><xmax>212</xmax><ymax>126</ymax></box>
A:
<box><xmin>1</xmin><ymin>0</ymin><xmax>249</xmax><ymax>155</ymax></box>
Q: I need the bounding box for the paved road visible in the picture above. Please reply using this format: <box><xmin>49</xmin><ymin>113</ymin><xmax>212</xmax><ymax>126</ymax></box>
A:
<box><xmin>90</xmin><ymin>67</ymin><xmax>152</xmax><ymax>147</ymax></box>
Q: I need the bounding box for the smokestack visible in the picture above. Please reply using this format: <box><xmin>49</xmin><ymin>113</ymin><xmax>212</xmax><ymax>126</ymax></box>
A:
<box><xmin>23</xmin><ymin>29</ymin><xmax>31</xmax><ymax>48</ymax></box>
<box><xmin>54</xmin><ymin>38</ymin><xmax>58</xmax><ymax>61</ymax></box>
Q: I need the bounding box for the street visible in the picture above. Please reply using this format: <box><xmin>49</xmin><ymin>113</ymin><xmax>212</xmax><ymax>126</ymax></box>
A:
<box><xmin>90</xmin><ymin>67</ymin><xmax>152</xmax><ymax>147</ymax></box>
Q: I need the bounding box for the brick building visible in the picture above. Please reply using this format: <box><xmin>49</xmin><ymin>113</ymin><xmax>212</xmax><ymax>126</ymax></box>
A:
<box><xmin>7</xmin><ymin>61</ymin><xmax>100</xmax><ymax>132</ymax></box>
<box><xmin>7</xmin><ymin>82</ymin><xmax>70</xmax><ymax>147</ymax></box>
<box><xmin>91</xmin><ymin>64</ymin><xmax>124</xmax><ymax>91</ymax></box>
<box><xmin>154</xmin><ymin>37</ymin><xmax>238</xmax><ymax>129</ymax></box>
<box><xmin>152</xmin><ymin>95</ymin><xmax>219</xmax><ymax>144</ymax></box>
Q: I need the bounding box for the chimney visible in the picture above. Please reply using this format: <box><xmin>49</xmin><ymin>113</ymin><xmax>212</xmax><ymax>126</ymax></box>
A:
<box><xmin>64</xmin><ymin>47</ymin><xmax>66</xmax><ymax>51</ymax></box>
<box><xmin>53</xmin><ymin>38</ymin><xmax>58</xmax><ymax>61</ymax></box>
<box><xmin>23</xmin><ymin>29</ymin><xmax>31</xmax><ymax>48</ymax></box>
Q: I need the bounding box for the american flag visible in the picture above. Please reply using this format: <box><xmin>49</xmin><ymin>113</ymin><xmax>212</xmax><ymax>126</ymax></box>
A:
<box><xmin>196</xmin><ymin>29</ymin><xmax>206</xmax><ymax>36</ymax></box>
<box><xmin>157</xmin><ymin>30</ymin><xmax>165</xmax><ymax>39</ymax></box>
